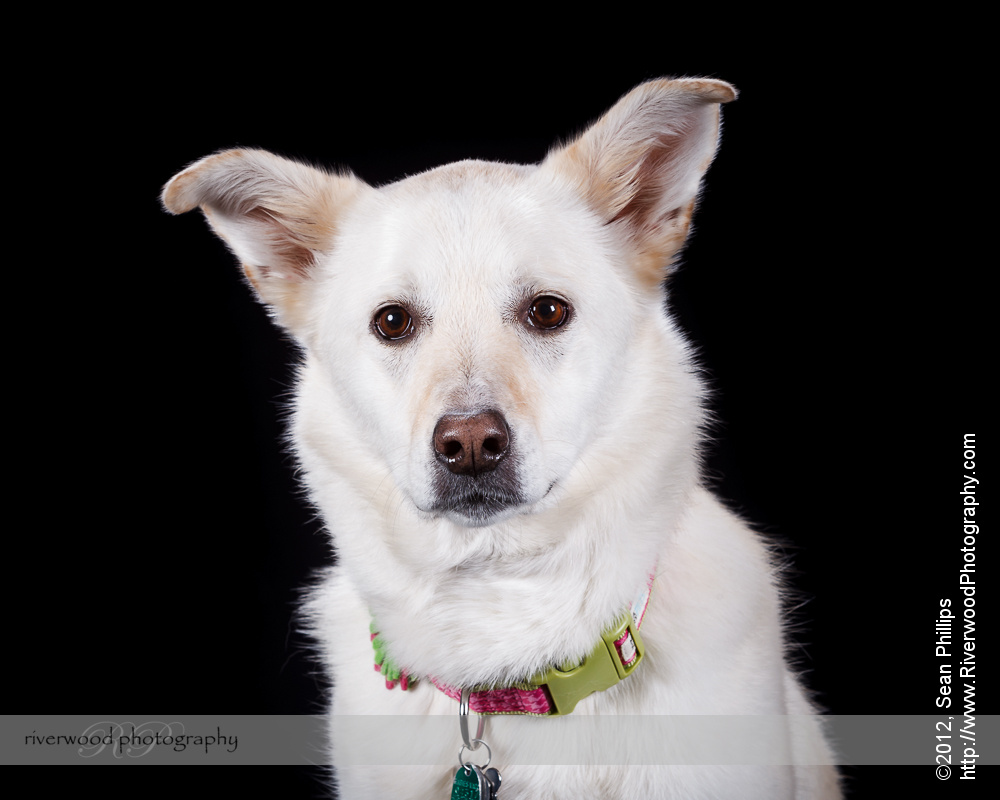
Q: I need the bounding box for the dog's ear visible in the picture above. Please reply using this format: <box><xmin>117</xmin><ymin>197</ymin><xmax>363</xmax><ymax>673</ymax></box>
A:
<box><xmin>544</xmin><ymin>78</ymin><xmax>736</xmax><ymax>286</ymax></box>
<box><xmin>162</xmin><ymin>148</ymin><xmax>368</xmax><ymax>332</ymax></box>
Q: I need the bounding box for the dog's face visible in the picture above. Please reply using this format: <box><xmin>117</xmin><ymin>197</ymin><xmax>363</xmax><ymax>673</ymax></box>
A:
<box><xmin>309</xmin><ymin>160</ymin><xmax>645</xmax><ymax>528</ymax></box>
<box><xmin>163</xmin><ymin>78</ymin><xmax>736</xmax><ymax>541</ymax></box>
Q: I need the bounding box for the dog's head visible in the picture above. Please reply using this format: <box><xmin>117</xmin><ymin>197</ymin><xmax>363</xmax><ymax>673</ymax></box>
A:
<box><xmin>163</xmin><ymin>79</ymin><xmax>735</xmax><ymax>547</ymax></box>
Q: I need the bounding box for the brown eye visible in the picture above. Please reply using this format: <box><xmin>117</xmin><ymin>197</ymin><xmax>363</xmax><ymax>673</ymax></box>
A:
<box><xmin>373</xmin><ymin>305</ymin><xmax>414</xmax><ymax>341</ymax></box>
<box><xmin>527</xmin><ymin>295</ymin><xmax>570</xmax><ymax>330</ymax></box>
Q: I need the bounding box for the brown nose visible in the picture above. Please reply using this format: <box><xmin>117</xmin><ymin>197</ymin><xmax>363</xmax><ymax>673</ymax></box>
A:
<box><xmin>433</xmin><ymin>410</ymin><xmax>510</xmax><ymax>476</ymax></box>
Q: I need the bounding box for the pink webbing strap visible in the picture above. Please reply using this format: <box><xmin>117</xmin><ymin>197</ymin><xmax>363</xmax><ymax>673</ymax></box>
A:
<box><xmin>432</xmin><ymin>679</ymin><xmax>555</xmax><ymax>716</ymax></box>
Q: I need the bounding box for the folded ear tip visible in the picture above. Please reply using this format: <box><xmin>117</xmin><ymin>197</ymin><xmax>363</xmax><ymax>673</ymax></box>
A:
<box><xmin>657</xmin><ymin>77</ymin><xmax>737</xmax><ymax>104</ymax></box>
<box><xmin>161</xmin><ymin>149</ymin><xmax>251</xmax><ymax>214</ymax></box>
<box><xmin>698</xmin><ymin>79</ymin><xmax>738</xmax><ymax>103</ymax></box>
<box><xmin>161</xmin><ymin>174</ymin><xmax>195</xmax><ymax>214</ymax></box>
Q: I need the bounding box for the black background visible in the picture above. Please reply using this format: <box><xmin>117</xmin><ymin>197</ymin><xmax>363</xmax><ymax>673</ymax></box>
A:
<box><xmin>14</xmin><ymin>50</ymin><xmax>986</xmax><ymax>797</ymax></box>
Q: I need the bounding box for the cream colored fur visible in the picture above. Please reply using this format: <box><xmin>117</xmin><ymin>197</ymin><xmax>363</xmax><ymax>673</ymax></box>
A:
<box><xmin>163</xmin><ymin>78</ymin><xmax>841</xmax><ymax>798</ymax></box>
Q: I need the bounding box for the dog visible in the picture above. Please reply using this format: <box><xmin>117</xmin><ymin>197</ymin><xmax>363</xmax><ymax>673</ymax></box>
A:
<box><xmin>163</xmin><ymin>78</ymin><xmax>841</xmax><ymax>799</ymax></box>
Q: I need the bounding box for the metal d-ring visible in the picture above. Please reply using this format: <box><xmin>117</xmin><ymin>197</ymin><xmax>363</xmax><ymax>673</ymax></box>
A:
<box><xmin>459</xmin><ymin>687</ymin><xmax>487</xmax><ymax>751</ymax></box>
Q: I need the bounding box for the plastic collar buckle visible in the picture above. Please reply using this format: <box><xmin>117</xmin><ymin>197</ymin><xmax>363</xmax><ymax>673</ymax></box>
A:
<box><xmin>536</xmin><ymin>612</ymin><xmax>646</xmax><ymax>716</ymax></box>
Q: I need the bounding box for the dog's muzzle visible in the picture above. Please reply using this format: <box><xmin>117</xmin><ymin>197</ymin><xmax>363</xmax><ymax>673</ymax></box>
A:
<box><xmin>430</xmin><ymin>409</ymin><xmax>523</xmax><ymax>525</ymax></box>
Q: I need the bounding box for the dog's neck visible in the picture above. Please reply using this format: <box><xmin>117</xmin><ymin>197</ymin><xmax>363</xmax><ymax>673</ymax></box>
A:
<box><xmin>357</xmin><ymin>480</ymin><xmax>686</xmax><ymax>692</ymax></box>
<box><xmin>420</xmin><ymin>565</ymin><xmax>656</xmax><ymax>715</ymax></box>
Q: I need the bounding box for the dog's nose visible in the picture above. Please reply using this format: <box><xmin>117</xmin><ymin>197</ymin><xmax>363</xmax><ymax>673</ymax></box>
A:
<box><xmin>433</xmin><ymin>410</ymin><xmax>510</xmax><ymax>476</ymax></box>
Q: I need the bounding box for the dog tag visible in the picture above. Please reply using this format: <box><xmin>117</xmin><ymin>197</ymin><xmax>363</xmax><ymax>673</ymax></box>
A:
<box><xmin>484</xmin><ymin>767</ymin><xmax>502</xmax><ymax>798</ymax></box>
<box><xmin>451</xmin><ymin>764</ymin><xmax>490</xmax><ymax>799</ymax></box>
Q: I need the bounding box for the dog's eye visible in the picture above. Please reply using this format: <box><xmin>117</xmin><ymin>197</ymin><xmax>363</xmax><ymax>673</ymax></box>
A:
<box><xmin>526</xmin><ymin>296</ymin><xmax>570</xmax><ymax>330</ymax></box>
<box><xmin>373</xmin><ymin>305</ymin><xmax>414</xmax><ymax>341</ymax></box>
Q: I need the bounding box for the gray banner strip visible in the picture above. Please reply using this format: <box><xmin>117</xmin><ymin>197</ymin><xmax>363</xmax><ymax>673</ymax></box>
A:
<box><xmin>4</xmin><ymin>715</ymin><xmax>994</xmax><ymax>766</ymax></box>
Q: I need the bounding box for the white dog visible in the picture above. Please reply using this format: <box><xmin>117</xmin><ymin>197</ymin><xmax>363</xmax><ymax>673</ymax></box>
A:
<box><xmin>164</xmin><ymin>78</ymin><xmax>841</xmax><ymax>799</ymax></box>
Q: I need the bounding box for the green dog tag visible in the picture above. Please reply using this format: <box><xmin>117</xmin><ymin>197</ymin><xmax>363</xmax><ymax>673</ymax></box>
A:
<box><xmin>451</xmin><ymin>764</ymin><xmax>488</xmax><ymax>799</ymax></box>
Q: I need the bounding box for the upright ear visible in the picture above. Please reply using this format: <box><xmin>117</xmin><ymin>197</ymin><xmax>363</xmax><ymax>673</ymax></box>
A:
<box><xmin>543</xmin><ymin>78</ymin><xmax>736</xmax><ymax>286</ymax></box>
<box><xmin>162</xmin><ymin>148</ymin><xmax>368</xmax><ymax>332</ymax></box>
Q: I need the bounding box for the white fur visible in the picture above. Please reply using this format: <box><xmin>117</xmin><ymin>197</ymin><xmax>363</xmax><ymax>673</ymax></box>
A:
<box><xmin>164</xmin><ymin>78</ymin><xmax>841</xmax><ymax>799</ymax></box>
